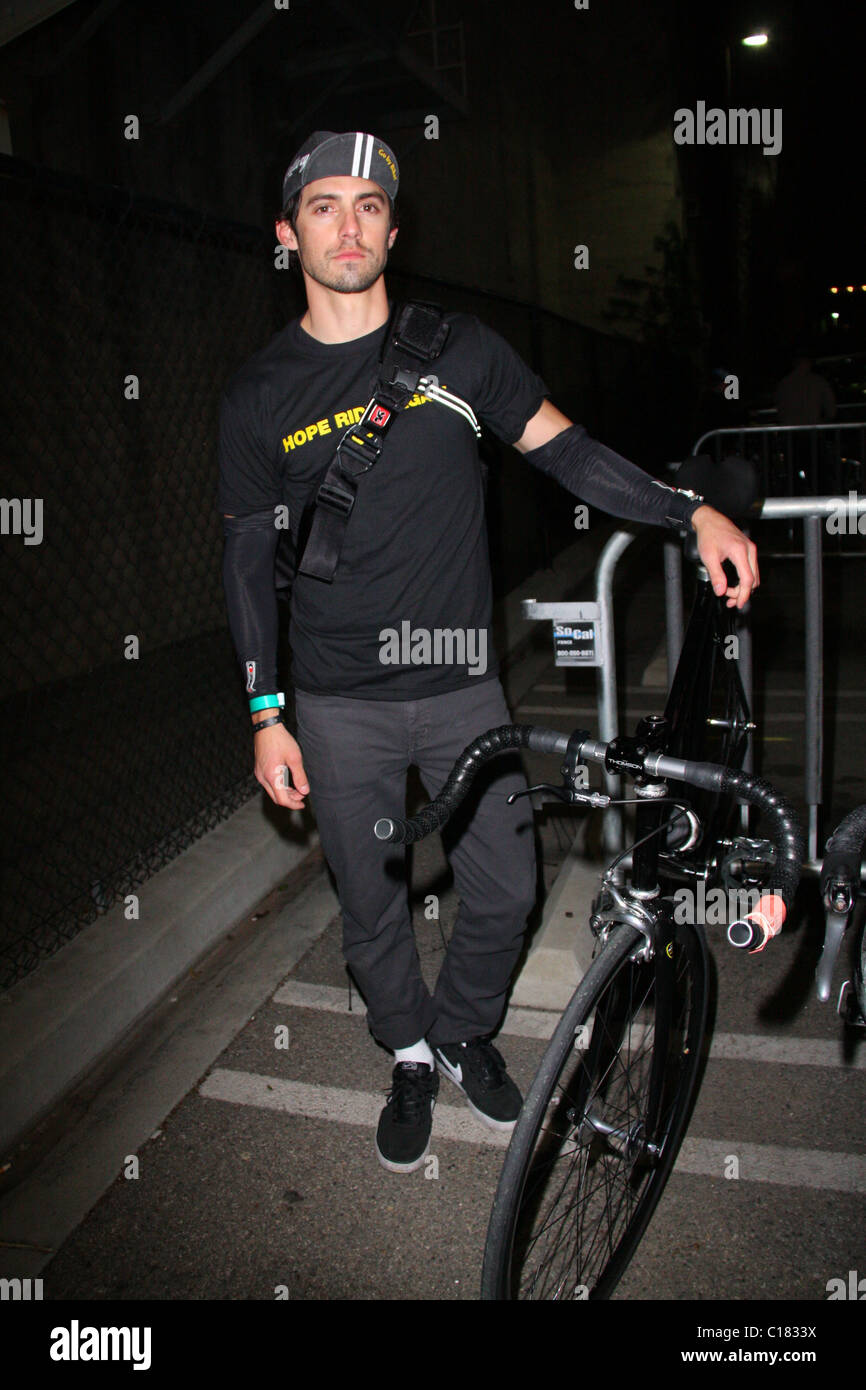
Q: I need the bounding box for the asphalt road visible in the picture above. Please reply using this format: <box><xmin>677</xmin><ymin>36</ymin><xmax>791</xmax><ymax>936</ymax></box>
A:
<box><xmin>8</xmin><ymin>532</ymin><xmax>866</xmax><ymax>1319</ymax></box>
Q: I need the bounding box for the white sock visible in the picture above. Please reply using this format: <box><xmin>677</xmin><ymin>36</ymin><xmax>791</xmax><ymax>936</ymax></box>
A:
<box><xmin>394</xmin><ymin>1038</ymin><xmax>435</xmax><ymax>1067</ymax></box>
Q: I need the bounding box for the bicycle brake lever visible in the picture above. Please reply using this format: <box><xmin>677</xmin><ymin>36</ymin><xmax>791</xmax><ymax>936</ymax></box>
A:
<box><xmin>508</xmin><ymin>783</ymin><xmax>611</xmax><ymax>808</ymax></box>
<box><xmin>815</xmin><ymin>906</ymin><xmax>850</xmax><ymax>1003</ymax></box>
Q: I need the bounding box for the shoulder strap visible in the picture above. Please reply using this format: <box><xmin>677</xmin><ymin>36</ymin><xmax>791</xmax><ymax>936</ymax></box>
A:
<box><xmin>378</xmin><ymin>301</ymin><xmax>450</xmax><ymax>403</ymax></box>
<box><xmin>296</xmin><ymin>301</ymin><xmax>449</xmax><ymax>584</ymax></box>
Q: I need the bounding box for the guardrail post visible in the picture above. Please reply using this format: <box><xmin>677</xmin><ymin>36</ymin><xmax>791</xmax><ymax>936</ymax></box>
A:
<box><xmin>803</xmin><ymin>514</ymin><xmax>824</xmax><ymax>860</ymax></box>
<box><xmin>596</xmin><ymin>530</ymin><xmax>636</xmax><ymax>852</ymax></box>
<box><xmin>663</xmin><ymin>538</ymin><xmax>684</xmax><ymax>686</ymax></box>
<box><xmin>736</xmin><ymin>605</ymin><xmax>754</xmax><ymax>783</ymax></box>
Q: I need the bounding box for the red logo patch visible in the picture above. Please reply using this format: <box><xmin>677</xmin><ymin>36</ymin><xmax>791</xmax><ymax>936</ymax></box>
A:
<box><xmin>369</xmin><ymin>405</ymin><xmax>391</xmax><ymax>428</ymax></box>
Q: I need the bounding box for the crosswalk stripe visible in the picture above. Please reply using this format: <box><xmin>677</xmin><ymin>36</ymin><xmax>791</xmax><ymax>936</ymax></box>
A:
<box><xmin>198</xmin><ymin>1068</ymin><xmax>866</xmax><ymax>1192</ymax></box>
<box><xmin>676</xmin><ymin>1138</ymin><xmax>866</xmax><ymax>1194</ymax></box>
<box><xmin>198</xmin><ymin>1069</ymin><xmax>509</xmax><ymax>1147</ymax></box>
<box><xmin>272</xmin><ymin>981</ymin><xmax>555</xmax><ymax>1038</ymax></box>
<box><xmin>271</xmin><ymin>981</ymin><xmax>866</xmax><ymax>1068</ymax></box>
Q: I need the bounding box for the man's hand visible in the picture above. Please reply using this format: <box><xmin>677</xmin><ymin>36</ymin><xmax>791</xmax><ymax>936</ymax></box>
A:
<box><xmin>254</xmin><ymin>724</ymin><xmax>310</xmax><ymax>809</ymax></box>
<box><xmin>691</xmin><ymin>504</ymin><xmax>759</xmax><ymax>610</ymax></box>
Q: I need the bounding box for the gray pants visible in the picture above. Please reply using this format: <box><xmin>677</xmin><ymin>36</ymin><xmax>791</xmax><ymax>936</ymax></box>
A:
<box><xmin>294</xmin><ymin>678</ymin><xmax>536</xmax><ymax>1049</ymax></box>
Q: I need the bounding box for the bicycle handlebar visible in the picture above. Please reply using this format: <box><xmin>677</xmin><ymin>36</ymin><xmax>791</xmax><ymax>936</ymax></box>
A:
<box><xmin>814</xmin><ymin>804</ymin><xmax>866</xmax><ymax>1003</ymax></box>
<box><xmin>820</xmin><ymin>803</ymin><xmax>866</xmax><ymax>911</ymax></box>
<box><xmin>373</xmin><ymin>723</ymin><xmax>804</xmax><ymax>948</ymax></box>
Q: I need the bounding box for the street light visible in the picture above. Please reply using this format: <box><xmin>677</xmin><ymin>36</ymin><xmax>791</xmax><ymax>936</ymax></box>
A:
<box><xmin>724</xmin><ymin>30</ymin><xmax>770</xmax><ymax>106</ymax></box>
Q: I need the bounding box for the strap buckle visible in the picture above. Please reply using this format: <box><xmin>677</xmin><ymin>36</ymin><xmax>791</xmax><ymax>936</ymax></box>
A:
<box><xmin>338</xmin><ymin>429</ymin><xmax>382</xmax><ymax>476</ymax></box>
<box><xmin>385</xmin><ymin>366</ymin><xmax>421</xmax><ymax>394</ymax></box>
<box><xmin>316</xmin><ymin>479</ymin><xmax>356</xmax><ymax>517</ymax></box>
<box><xmin>336</xmin><ymin>395</ymin><xmax>394</xmax><ymax>475</ymax></box>
<box><xmin>359</xmin><ymin>397</ymin><xmax>398</xmax><ymax>435</ymax></box>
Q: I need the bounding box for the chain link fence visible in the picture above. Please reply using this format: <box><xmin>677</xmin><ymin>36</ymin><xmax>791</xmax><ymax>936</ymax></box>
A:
<box><xmin>0</xmin><ymin>153</ymin><xmax>647</xmax><ymax>990</ymax></box>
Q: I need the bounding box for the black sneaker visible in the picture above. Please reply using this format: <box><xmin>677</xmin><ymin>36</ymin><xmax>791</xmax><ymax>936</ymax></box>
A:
<box><xmin>433</xmin><ymin>1038</ymin><xmax>522</xmax><ymax>1132</ymax></box>
<box><xmin>375</xmin><ymin>1062</ymin><xmax>439</xmax><ymax>1173</ymax></box>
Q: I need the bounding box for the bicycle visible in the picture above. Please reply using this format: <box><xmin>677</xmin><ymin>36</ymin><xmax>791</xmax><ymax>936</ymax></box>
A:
<box><xmin>813</xmin><ymin>805</ymin><xmax>866</xmax><ymax>1028</ymax></box>
<box><xmin>373</xmin><ymin>461</ymin><xmax>805</xmax><ymax>1299</ymax></box>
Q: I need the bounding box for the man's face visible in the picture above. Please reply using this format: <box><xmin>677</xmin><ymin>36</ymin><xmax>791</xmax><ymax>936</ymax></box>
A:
<box><xmin>278</xmin><ymin>176</ymin><xmax>397</xmax><ymax>294</ymax></box>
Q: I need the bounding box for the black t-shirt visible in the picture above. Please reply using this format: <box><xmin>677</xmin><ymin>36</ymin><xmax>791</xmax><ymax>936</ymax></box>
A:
<box><xmin>217</xmin><ymin>309</ymin><xmax>547</xmax><ymax>699</ymax></box>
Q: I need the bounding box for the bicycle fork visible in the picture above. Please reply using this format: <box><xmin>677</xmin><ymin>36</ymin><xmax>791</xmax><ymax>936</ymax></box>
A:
<box><xmin>580</xmin><ymin>747</ymin><xmax>681</xmax><ymax>1167</ymax></box>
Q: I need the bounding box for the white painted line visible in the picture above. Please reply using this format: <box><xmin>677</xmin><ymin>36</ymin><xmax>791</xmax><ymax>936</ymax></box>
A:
<box><xmin>198</xmin><ymin>1069</ymin><xmax>866</xmax><ymax>1191</ymax></box>
<box><xmin>271</xmin><ymin>982</ymin><xmax>866</xmax><ymax>1067</ymax></box>
<box><xmin>198</xmin><ymin>1069</ymin><xmax>509</xmax><ymax>1148</ymax></box>
<box><xmin>501</xmin><ymin>1005</ymin><xmax>565</xmax><ymax>1039</ymax></box>
<box><xmin>273</xmin><ymin>980</ymin><xmax>361</xmax><ymax>1013</ymax></box>
<box><xmin>708</xmin><ymin>1032</ymin><xmax>866</xmax><ymax>1069</ymax></box>
<box><xmin>272</xmin><ymin>981</ymin><xmax>558</xmax><ymax>1040</ymax></box>
<box><xmin>675</xmin><ymin>1138</ymin><xmax>866</xmax><ymax>1194</ymax></box>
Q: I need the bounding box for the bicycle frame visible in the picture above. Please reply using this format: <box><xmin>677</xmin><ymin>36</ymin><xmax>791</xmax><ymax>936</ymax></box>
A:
<box><xmin>587</xmin><ymin>718</ymin><xmax>699</xmax><ymax>1151</ymax></box>
<box><xmin>655</xmin><ymin>568</ymin><xmax>758</xmax><ymax>889</ymax></box>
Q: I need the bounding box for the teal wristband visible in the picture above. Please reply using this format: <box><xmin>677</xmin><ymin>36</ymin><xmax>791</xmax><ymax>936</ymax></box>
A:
<box><xmin>249</xmin><ymin>693</ymin><xmax>286</xmax><ymax>712</ymax></box>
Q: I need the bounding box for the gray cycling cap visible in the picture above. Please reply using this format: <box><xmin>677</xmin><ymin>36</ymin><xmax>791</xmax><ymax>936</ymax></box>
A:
<box><xmin>281</xmin><ymin>130</ymin><xmax>399</xmax><ymax>207</ymax></box>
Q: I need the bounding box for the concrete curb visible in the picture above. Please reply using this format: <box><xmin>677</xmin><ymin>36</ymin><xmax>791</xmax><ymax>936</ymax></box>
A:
<box><xmin>0</xmin><ymin>801</ymin><xmax>315</xmax><ymax>1156</ymax></box>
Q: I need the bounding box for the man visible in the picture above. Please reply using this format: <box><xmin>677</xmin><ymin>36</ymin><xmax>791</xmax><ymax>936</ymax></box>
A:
<box><xmin>218</xmin><ymin>130</ymin><xmax>759</xmax><ymax>1175</ymax></box>
<box><xmin>774</xmin><ymin>354</ymin><xmax>836</xmax><ymax>426</ymax></box>
<box><xmin>773</xmin><ymin>354</ymin><xmax>837</xmax><ymax>491</ymax></box>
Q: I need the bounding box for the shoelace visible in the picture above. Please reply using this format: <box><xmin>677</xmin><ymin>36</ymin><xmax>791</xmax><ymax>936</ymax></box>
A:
<box><xmin>386</xmin><ymin>1064</ymin><xmax>435</xmax><ymax>1122</ymax></box>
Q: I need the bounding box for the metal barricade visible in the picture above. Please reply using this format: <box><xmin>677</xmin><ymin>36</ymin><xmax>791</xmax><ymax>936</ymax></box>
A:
<box><xmin>660</xmin><ymin>494</ymin><xmax>866</xmax><ymax>866</ymax></box>
<box><xmin>524</xmin><ymin>493</ymin><xmax>866</xmax><ymax>860</ymax></box>
<box><xmin>693</xmin><ymin>422</ymin><xmax>865</xmax><ymax>504</ymax></box>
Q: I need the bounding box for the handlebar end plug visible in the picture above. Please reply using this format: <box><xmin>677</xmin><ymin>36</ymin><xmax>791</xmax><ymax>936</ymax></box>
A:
<box><xmin>374</xmin><ymin>818</ymin><xmax>396</xmax><ymax>841</ymax></box>
<box><xmin>727</xmin><ymin>919</ymin><xmax>757</xmax><ymax>950</ymax></box>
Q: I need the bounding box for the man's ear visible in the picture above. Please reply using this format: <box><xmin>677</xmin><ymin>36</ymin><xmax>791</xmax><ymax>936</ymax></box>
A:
<box><xmin>387</xmin><ymin>225</ymin><xmax>398</xmax><ymax>249</ymax></box>
<box><xmin>276</xmin><ymin>220</ymin><xmax>298</xmax><ymax>251</ymax></box>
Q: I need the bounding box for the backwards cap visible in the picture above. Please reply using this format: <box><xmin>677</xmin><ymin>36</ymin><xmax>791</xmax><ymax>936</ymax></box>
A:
<box><xmin>282</xmin><ymin>130</ymin><xmax>399</xmax><ymax>207</ymax></box>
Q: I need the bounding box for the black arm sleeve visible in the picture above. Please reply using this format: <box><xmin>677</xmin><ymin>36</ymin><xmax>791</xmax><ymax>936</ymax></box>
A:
<box><xmin>522</xmin><ymin>424</ymin><xmax>704</xmax><ymax>530</ymax></box>
<box><xmin>222</xmin><ymin>511</ymin><xmax>281</xmax><ymax>698</ymax></box>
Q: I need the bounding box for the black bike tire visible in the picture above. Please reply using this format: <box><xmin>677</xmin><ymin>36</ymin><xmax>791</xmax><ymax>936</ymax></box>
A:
<box><xmin>481</xmin><ymin>918</ymin><xmax>709</xmax><ymax>1300</ymax></box>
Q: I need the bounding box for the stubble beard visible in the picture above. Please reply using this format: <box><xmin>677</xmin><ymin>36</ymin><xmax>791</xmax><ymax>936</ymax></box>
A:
<box><xmin>296</xmin><ymin>236</ymin><xmax>390</xmax><ymax>295</ymax></box>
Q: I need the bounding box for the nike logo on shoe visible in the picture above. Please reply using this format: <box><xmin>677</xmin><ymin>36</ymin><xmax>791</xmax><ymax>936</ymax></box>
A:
<box><xmin>434</xmin><ymin>1049</ymin><xmax>462</xmax><ymax>1085</ymax></box>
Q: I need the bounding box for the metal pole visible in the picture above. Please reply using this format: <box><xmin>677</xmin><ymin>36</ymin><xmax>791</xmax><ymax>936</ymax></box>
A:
<box><xmin>760</xmin><ymin>495</ymin><xmax>866</xmax><ymax>519</ymax></box>
<box><xmin>596</xmin><ymin>530</ymin><xmax>636</xmax><ymax>852</ymax></box>
<box><xmin>663</xmin><ymin>538</ymin><xmax>684</xmax><ymax>687</ymax></box>
<box><xmin>737</xmin><ymin>521</ymin><xmax>754</xmax><ymax>782</ymax></box>
<box><xmin>803</xmin><ymin>514</ymin><xmax>824</xmax><ymax>861</ymax></box>
<box><xmin>737</xmin><ymin>603</ymin><xmax>754</xmax><ymax>777</ymax></box>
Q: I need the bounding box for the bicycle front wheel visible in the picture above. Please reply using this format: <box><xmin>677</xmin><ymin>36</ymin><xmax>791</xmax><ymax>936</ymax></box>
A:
<box><xmin>482</xmin><ymin>918</ymin><xmax>709</xmax><ymax>1300</ymax></box>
